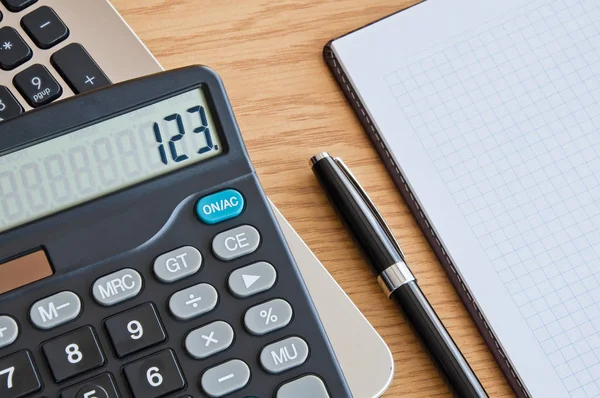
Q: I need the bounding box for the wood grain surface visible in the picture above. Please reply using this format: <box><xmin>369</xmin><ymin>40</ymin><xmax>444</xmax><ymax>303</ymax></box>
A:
<box><xmin>112</xmin><ymin>1</ymin><xmax>515</xmax><ymax>396</ymax></box>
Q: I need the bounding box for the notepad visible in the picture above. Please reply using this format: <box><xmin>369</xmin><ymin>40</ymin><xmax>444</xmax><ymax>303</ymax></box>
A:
<box><xmin>326</xmin><ymin>0</ymin><xmax>600</xmax><ymax>396</ymax></box>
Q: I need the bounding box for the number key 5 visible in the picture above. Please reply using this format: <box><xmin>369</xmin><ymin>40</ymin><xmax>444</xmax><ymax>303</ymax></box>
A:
<box><xmin>41</xmin><ymin>326</ymin><xmax>105</xmax><ymax>382</ymax></box>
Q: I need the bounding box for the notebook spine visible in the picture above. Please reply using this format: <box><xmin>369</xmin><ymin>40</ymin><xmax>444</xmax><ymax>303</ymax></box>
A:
<box><xmin>323</xmin><ymin>42</ymin><xmax>529</xmax><ymax>398</ymax></box>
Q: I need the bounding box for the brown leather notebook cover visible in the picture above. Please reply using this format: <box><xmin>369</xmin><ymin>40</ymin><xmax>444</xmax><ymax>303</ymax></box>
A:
<box><xmin>323</xmin><ymin>9</ymin><xmax>528</xmax><ymax>396</ymax></box>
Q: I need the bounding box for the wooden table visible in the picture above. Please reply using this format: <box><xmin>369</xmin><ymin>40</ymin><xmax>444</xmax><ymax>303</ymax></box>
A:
<box><xmin>113</xmin><ymin>1</ymin><xmax>515</xmax><ymax>396</ymax></box>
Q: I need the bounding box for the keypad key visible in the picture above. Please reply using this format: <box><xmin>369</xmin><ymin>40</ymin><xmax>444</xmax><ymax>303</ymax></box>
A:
<box><xmin>228</xmin><ymin>261</ymin><xmax>277</xmax><ymax>298</ymax></box>
<box><xmin>196</xmin><ymin>189</ymin><xmax>245</xmax><ymax>224</ymax></box>
<box><xmin>169</xmin><ymin>283</ymin><xmax>218</xmax><ymax>321</ymax></box>
<box><xmin>14</xmin><ymin>64</ymin><xmax>62</xmax><ymax>107</ymax></box>
<box><xmin>51</xmin><ymin>43</ymin><xmax>111</xmax><ymax>94</ymax></box>
<box><xmin>201</xmin><ymin>359</ymin><xmax>250</xmax><ymax>397</ymax></box>
<box><xmin>212</xmin><ymin>225</ymin><xmax>261</xmax><ymax>261</ymax></box>
<box><xmin>60</xmin><ymin>373</ymin><xmax>120</xmax><ymax>398</ymax></box>
<box><xmin>123</xmin><ymin>349</ymin><xmax>185</xmax><ymax>398</ymax></box>
<box><xmin>104</xmin><ymin>303</ymin><xmax>166</xmax><ymax>359</ymax></box>
<box><xmin>244</xmin><ymin>299</ymin><xmax>293</xmax><ymax>335</ymax></box>
<box><xmin>0</xmin><ymin>315</ymin><xmax>18</xmax><ymax>348</ymax></box>
<box><xmin>92</xmin><ymin>268</ymin><xmax>143</xmax><ymax>307</ymax></box>
<box><xmin>185</xmin><ymin>321</ymin><xmax>234</xmax><ymax>359</ymax></box>
<box><xmin>1</xmin><ymin>0</ymin><xmax>37</xmax><ymax>12</ymax></box>
<box><xmin>0</xmin><ymin>27</ymin><xmax>31</xmax><ymax>70</ymax></box>
<box><xmin>42</xmin><ymin>326</ymin><xmax>105</xmax><ymax>382</ymax></box>
<box><xmin>153</xmin><ymin>246</ymin><xmax>202</xmax><ymax>283</ymax></box>
<box><xmin>0</xmin><ymin>350</ymin><xmax>41</xmax><ymax>398</ymax></box>
<box><xmin>276</xmin><ymin>375</ymin><xmax>330</xmax><ymax>398</ymax></box>
<box><xmin>0</xmin><ymin>87</ymin><xmax>22</xmax><ymax>121</ymax></box>
<box><xmin>21</xmin><ymin>6</ymin><xmax>69</xmax><ymax>49</ymax></box>
<box><xmin>30</xmin><ymin>290</ymin><xmax>81</xmax><ymax>330</ymax></box>
<box><xmin>260</xmin><ymin>337</ymin><xmax>309</xmax><ymax>374</ymax></box>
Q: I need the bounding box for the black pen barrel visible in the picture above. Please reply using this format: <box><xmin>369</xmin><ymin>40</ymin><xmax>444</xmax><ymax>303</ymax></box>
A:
<box><xmin>311</xmin><ymin>154</ymin><xmax>402</xmax><ymax>273</ymax></box>
<box><xmin>394</xmin><ymin>281</ymin><xmax>488</xmax><ymax>398</ymax></box>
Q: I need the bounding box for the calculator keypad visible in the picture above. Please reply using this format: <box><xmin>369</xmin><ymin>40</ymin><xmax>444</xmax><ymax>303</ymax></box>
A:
<box><xmin>104</xmin><ymin>303</ymin><xmax>166</xmax><ymax>359</ymax></box>
<box><xmin>123</xmin><ymin>349</ymin><xmax>185</xmax><ymax>398</ymax></box>
<box><xmin>0</xmin><ymin>350</ymin><xmax>41</xmax><ymax>398</ymax></box>
<box><xmin>42</xmin><ymin>326</ymin><xmax>105</xmax><ymax>382</ymax></box>
<box><xmin>0</xmin><ymin>315</ymin><xmax>18</xmax><ymax>348</ymax></box>
<box><xmin>0</xmin><ymin>186</ymin><xmax>347</xmax><ymax>397</ymax></box>
<box><xmin>21</xmin><ymin>6</ymin><xmax>69</xmax><ymax>49</ymax></box>
<box><xmin>59</xmin><ymin>373</ymin><xmax>119</xmax><ymax>398</ymax></box>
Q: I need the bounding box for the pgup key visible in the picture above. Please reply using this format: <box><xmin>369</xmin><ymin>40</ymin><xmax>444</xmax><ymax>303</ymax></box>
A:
<box><xmin>13</xmin><ymin>64</ymin><xmax>62</xmax><ymax>107</ymax></box>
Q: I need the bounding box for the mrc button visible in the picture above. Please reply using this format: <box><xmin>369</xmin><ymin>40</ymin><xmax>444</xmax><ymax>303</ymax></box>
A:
<box><xmin>154</xmin><ymin>246</ymin><xmax>203</xmax><ymax>283</ymax></box>
<box><xmin>92</xmin><ymin>268</ymin><xmax>143</xmax><ymax>306</ymax></box>
<box><xmin>196</xmin><ymin>189</ymin><xmax>244</xmax><ymax>225</ymax></box>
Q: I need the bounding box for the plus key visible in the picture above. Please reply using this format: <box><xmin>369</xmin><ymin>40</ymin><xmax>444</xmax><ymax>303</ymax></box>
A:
<box><xmin>51</xmin><ymin>43</ymin><xmax>111</xmax><ymax>94</ymax></box>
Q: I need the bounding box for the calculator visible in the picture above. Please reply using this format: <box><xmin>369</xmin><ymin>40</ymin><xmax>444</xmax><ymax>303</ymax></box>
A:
<box><xmin>0</xmin><ymin>66</ymin><xmax>352</xmax><ymax>398</ymax></box>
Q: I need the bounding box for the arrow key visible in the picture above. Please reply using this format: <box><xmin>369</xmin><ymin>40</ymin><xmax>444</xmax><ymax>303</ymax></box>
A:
<box><xmin>228</xmin><ymin>261</ymin><xmax>277</xmax><ymax>298</ymax></box>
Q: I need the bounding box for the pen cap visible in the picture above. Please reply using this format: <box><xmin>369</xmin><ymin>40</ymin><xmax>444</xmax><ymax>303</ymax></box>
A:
<box><xmin>311</xmin><ymin>154</ymin><xmax>403</xmax><ymax>274</ymax></box>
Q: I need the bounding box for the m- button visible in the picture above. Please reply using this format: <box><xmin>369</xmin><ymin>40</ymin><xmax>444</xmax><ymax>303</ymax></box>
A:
<box><xmin>30</xmin><ymin>291</ymin><xmax>81</xmax><ymax>330</ymax></box>
<box><xmin>212</xmin><ymin>225</ymin><xmax>261</xmax><ymax>261</ymax></box>
<box><xmin>92</xmin><ymin>268</ymin><xmax>143</xmax><ymax>306</ymax></box>
<box><xmin>154</xmin><ymin>246</ymin><xmax>203</xmax><ymax>283</ymax></box>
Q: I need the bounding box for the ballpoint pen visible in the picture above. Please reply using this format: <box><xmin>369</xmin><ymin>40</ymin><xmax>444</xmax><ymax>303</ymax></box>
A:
<box><xmin>310</xmin><ymin>152</ymin><xmax>488</xmax><ymax>398</ymax></box>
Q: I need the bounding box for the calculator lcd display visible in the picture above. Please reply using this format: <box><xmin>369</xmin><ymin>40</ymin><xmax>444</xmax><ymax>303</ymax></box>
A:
<box><xmin>0</xmin><ymin>88</ymin><xmax>223</xmax><ymax>233</ymax></box>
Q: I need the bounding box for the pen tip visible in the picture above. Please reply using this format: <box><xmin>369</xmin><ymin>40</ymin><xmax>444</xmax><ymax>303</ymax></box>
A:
<box><xmin>310</xmin><ymin>152</ymin><xmax>331</xmax><ymax>167</ymax></box>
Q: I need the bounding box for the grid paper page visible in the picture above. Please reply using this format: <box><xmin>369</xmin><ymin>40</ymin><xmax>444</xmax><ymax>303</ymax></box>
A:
<box><xmin>386</xmin><ymin>0</ymin><xmax>600</xmax><ymax>395</ymax></box>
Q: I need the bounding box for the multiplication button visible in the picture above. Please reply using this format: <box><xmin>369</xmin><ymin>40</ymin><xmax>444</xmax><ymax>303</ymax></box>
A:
<box><xmin>169</xmin><ymin>283</ymin><xmax>218</xmax><ymax>321</ymax></box>
<box><xmin>244</xmin><ymin>299</ymin><xmax>293</xmax><ymax>336</ymax></box>
<box><xmin>185</xmin><ymin>321</ymin><xmax>234</xmax><ymax>359</ymax></box>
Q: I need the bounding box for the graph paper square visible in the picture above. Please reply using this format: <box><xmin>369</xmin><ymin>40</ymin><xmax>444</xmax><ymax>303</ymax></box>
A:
<box><xmin>387</xmin><ymin>0</ymin><xmax>600</xmax><ymax>394</ymax></box>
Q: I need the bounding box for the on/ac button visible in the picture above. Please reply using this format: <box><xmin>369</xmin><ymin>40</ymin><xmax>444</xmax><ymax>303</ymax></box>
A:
<box><xmin>196</xmin><ymin>189</ymin><xmax>245</xmax><ymax>225</ymax></box>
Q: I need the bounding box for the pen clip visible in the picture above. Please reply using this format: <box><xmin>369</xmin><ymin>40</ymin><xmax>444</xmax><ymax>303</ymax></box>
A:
<box><xmin>333</xmin><ymin>157</ymin><xmax>406</xmax><ymax>260</ymax></box>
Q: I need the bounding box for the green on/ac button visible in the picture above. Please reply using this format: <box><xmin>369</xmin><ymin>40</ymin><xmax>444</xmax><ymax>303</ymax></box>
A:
<box><xmin>196</xmin><ymin>189</ymin><xmax>245</xmax><ymax>224</ymax></box>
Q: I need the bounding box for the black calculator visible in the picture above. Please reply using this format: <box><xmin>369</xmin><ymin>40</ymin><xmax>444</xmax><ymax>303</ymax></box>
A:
<box><xmin>0</xmin><ymin>66</ymin><xmax>352</xmax><ymax>398</ymax></box>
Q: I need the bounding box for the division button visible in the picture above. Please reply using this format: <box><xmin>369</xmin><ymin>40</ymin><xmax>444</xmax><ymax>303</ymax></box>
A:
<box><xmin>212</xmin><ymin>225</ymin><xmax>260</xmax><ymax>261</ymax></box>
<box><xmin>92</xmin><ymin>268</ymin><xmax>143</xmax><ymax>306</ymax></box>
<box><xmin>276</xmin><ymin>375</ymin><xmax>330</xmax><ymax>398</ymax></box>
<box><xmin>169</xmin><ymin>283</ymin><xmax>218</xmax><ymax>321</ymax></box>
<box><xmin>0</xmin><ymin>350</ymin><xmax>41</xmax><ymax>398</ymax></box>
<box><xmin>201</xmin><ymin>359</ymin><xmax>250</xmax><ymax>398</ymax></box>
<box><xmin>0</xmin><ymin>315</ymin><xmax>18</xmax><ymax>348</ymax></box>
<box><xmin>244</xmin><ymin>298</ymin><xmax>293</xmax><ymax>336</ymax></box>
<box><xmin>153</xmin><ymin>246</ymin><xmax>202</xmax><ymax>283</ymax></box>
<box><xmin>104</xmin><ymin>303</ymin><xmax>166</xmax><ymax>359</ymax></box>
<box><xmin>228</xmin><ymin>261</ymin><xmax>277</xmax><ymax>298</ymax></box>
<box><xmin>185</xmin><ymin>321</ymin><xmax>234</xmax><ymax>359</ymax></box>
<box><xmin>30</xmin><ymin>291</ymin><xmax>81</xmax><ymax>330</ymax></box>
<box><xmin>260</xmin><ymin>337</ymin><xmax>309</xmax><ymax>374</ymax></box>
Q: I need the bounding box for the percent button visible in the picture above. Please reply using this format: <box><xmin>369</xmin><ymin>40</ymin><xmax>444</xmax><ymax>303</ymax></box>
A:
<box><xmin>244</xmin><ymin>299</ymin><xmax>293</xmax><ymax>336</ymax></box>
